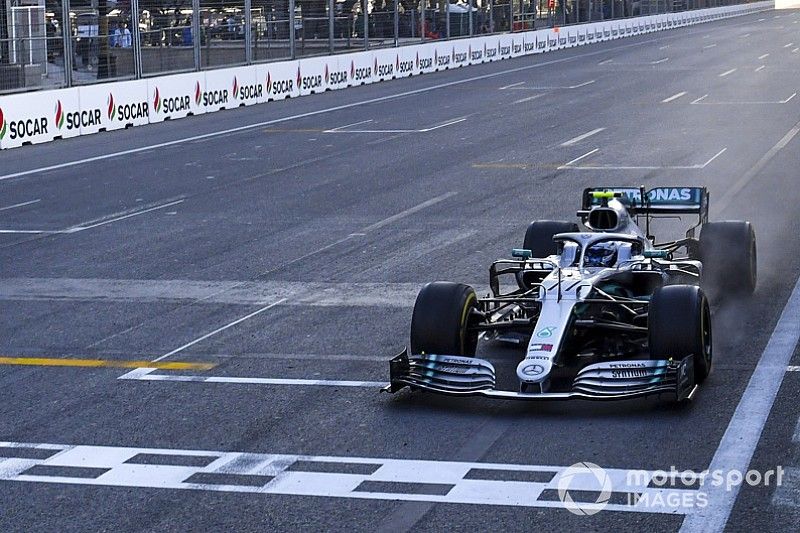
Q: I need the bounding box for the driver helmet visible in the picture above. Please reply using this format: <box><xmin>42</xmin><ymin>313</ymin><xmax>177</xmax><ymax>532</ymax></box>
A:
<box><xmin>585</xmin><ymin>242</ymin><xmax>619</xmax><ymax>268</ymax></box>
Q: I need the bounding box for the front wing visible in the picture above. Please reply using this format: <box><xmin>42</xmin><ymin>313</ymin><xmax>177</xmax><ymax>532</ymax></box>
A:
<box><xmin>382</xmin><ymin>350</ymin><xmax>696</xmax><ymax>401</ymax></box>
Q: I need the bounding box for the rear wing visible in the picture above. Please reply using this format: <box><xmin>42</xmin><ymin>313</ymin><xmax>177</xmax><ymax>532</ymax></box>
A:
<box><xmin>580</xmin><ymin>186</ymin><xmax>709</xmax><ymax>240</ymax></box>
<box><xmin>581</xmin><ymin>187</ymin><xmax>708</xmax><ymax>216</ymax></box>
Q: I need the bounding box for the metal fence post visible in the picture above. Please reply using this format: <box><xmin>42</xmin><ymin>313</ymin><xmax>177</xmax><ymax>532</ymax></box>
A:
<box><xmin>394</xmin><ymin>0</ymin><xmax>399</xmax><ymax>45</ymax></box>
<box><xmin>469</xmin><ymin>0</ymin><xmax>473</xmax><ymax>35</ymax></box>
<box><xmin>446</xmin><ymin>1</ymin><xmax>450</xmax><ymax>38</ymax></box>
<box><xmin>489</xmin><ymin>0</ymin><xmax>494</xmax><ymax>33</ymax></box>
<box><xmin>363</xmin><ymin>0</ymin><xmax>369</xmax><ymax>50</ymax></box>
<box><xmin>61</xmin><ymin>0</ymin><xmax>73</xmax><ymax>86</ymax></box>
<box><xmin>131</xmin><ymin>0</ymin><xmax>143</xmax><ymax>78</ymax></box>
<box><xmin>329</xmin><ymin>0</ymin><xmax>335</xmax><ymax>52</ymax></box>
<box><xmin>244</xmin><ymin>0</ymin><xmax>252</xmax><ymax>63</ymax></box>
<box><xmin>289</xmin><ymin>0</ymin><xmax>296</xmax><ymax>58</ymax></box>
<box><xmin>192</xmin><ymin>0</ymin><xmax>201</xmax><ymax>70</ymax></box>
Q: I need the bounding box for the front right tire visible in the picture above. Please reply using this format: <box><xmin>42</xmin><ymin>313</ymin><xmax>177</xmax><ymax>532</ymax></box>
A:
<box><xmin>649</xmin><ymin>285</ymin><xmax>712</xmax><ymax>383</ymax></box>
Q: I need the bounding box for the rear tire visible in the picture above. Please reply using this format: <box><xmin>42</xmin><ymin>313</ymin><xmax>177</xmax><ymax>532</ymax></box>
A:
<box><xmin>649</xmin><ymin>285</ymin><xmax>712</xmax><ymax>383</ymax></box>
<box><xmin>699</xmin><ymin>221</ymin><xmax>757</xmax><ymax>298</ymax></box>
<box><xmin>523</xmin><ymin>220</ymin><xmax>579</xmax><ymax>258</ymax></box>
<box><xmin>410</xmin><ymin>282</ymin><xmax>479</xmax><ymax>356</ymax></box>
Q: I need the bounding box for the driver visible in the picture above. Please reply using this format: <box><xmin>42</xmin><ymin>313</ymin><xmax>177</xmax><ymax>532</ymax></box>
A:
<box><xmin>584</xmin><ymin>242</ymin><xmax>620</xmax><ymax>268</ymax></box>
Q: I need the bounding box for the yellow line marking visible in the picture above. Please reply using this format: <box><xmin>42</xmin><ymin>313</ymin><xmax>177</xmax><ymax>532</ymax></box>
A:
<box><xmin>0</xmin><ymin>357</ymin><xmax>216</xmax><ymax>371</ymax></box>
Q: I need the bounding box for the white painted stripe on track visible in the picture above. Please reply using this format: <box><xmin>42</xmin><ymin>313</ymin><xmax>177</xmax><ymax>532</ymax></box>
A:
<box><xmin>0</xmin><ymin>441</ymin><xmax>698</xmax><ymax>513</ymax></box>
<box><xmin>0</xmin><ymin>199</ymin><xmax>40</xmax><ymax>212</ymax></box>
<box><xmin>719</xmin><ymin>68</ymin><xmax>737</xmax><ymax>77</ymax></box>
<box><xmin>120</xmin><ymin>368</ymin><xmax>386</xmax><ymax>387</ymax></box>
<box><xmin>152</xmin><ymin>299</ymin><xmax>287</xmax><ymax>362</ymax></box>
<box><xmin>679</xmin><ymin>275</ymin><xmax>800</xmax><ymax>532</ymax></box>
<box><xmin>662</xmin><ymin>91</ymin><xmax>687</xmax><ymax>103</ymax></box>
<box><xmin>560</xmin><ymin>128</ymin><xmax>605</xmax><ymax>147</ymax></box>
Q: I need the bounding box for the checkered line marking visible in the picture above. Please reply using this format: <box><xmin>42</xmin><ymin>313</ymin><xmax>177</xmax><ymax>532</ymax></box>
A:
<box><xmin>0</xmin><ymin>442</ymin><xmax>697</xmax><ymax>514</ymax></box>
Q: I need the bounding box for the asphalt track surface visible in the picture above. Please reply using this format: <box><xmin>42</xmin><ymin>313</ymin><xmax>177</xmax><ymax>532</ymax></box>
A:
<box><xmin>2</xmin><ymin>8</ymin><xmax>800</xmax><ymax>532</ymax></box>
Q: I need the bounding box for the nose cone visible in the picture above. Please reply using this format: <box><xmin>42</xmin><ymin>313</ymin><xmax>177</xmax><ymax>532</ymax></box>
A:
<box><xmin>517</xmin><ymin>357</ymin><xmax>552</xmax><ymax>383</ymax></box>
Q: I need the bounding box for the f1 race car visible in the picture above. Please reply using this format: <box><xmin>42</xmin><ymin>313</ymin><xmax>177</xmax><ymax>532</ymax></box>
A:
<box><xmin>383</xmin><ymin>186</ymin><xmax>757</xmax><ymax>402</ymax></box>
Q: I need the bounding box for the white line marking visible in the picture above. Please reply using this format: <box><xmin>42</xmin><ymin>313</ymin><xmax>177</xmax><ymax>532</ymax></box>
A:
<box><xmin>559</xmin><ymin>148</ymin><xmax>599</xmax><ymax>168</ymax></box>
<box><xmin>743</xmin><ymin>33</ymin><xmax>751</xmax><ymax>37</ymax></box>
<box><xmin>326</xmin><ymin>119</ymin><xmax>373</xmax><ymax>132</ymax></box>
<box><xmin>691</xmin><ymin>94</ymin><xmax>708</xmax><ymax>104</ymax></box>
<box><xmin>784</xmin><ymin>42</ymin><xmax>795</xmax><ymax>48</ymax></box>
<box><xmin>561</xmin><ymin>148</ymin><xmax>725</xmax><ymax>171</ymax></box>
<box><xmin>499</xmin><ymin>81</ymin><xmax>525</xmax><ymax>90</ymax></box>
<box><xmin>361</xmin><ymin>191</ymin><xmax>457</xmax><ymax>233</ymax></box>
<box><xmin>755</xmin><ymin>65</ymin><xmax>765</xmax><ymax>72</ymax></box>
<box><xmin>598</xmin><ymin>59</ymin><xmax>613</xmax><ymax>65</ymax></box>
<box><xmin>719</xmin><ymin>68</ymin><xmax>737</xmax><ymax>77</ymax></box>
<box><xmin>560</xmin><ymin>128</ymin><xmax>605</xmax><ymax>147</ymax></box>
<box><xmin>713</xmin><ymin>119</ymin><xmax>800</xmax><ymax>216</ymax></box>
<box><xmin>680</xmin><ymin>275</ymin><xmax>800</xmax><ymax>532</ymax></box>
<box><xmin>0</xmin><ymin>199</ymin><xmax>185</xmax><ymax>235</ymax></box>
<box><xmin>121</xmin><ymin>368</ymin><xmax>386</xmax><ymax>387</ymax></box>
<box><xmin>788</xmin><ymin>366</ymin><xmax>800</xmax><ymax>372</ymax></box>
<box><xmin>659</xmin><ymin>45</ymin><xmax>670</xmax><ymax>50</ymax></box>
<box><xmin>324</xmin><ymin>117</ymin><xmax>466</xmax><ymax>134</ymax></box>
<box><xmin>569</xmin><ymin>80</ymin><xmax>596</xmax><ymax>88</ymax></box>
<box><xmin>0</xmin><ymin>441</ymin><xmax>697</xmax><ymax>513</ymax></box>
<box><xmin>512</xmin><ymin>94</ymin><xmax>546</xmax><ymax>104</ymax></box>
<box><xmin>0</xmin><ymin>199</ymin><xmax>40</xmax><ymax>212</ymax></box>
<box><xmin>703</xmin><ymin>44</ymin><xmax>717</xmax><ymax>49</ymax></box>
<box><xmin>758</xmin><ymin>53</ymin><xmax>769</xmax><ymax>59</ymax></box>
<box><xmin>69</xmin><ymin>199</ymin><xmax>185</xmax><ymax>232</ymax></box>
<box><xmin>793</xmin><ymin>48</ymin><xmax>799</xmax><ymax>53</ymax></box>
<box><xmin>662</xmin><ymin>91</ymin><xmax>687</xmax><ymax>103</ymax></box>
<box><xmin>152</xmin><ymin>299</ymin><xmax>287</xmax><ymax>362</ymax></box>
<box><xmin>700</xmin><ymin>147</ymin><xmax>727</xmax><ymax>168</ymax></box>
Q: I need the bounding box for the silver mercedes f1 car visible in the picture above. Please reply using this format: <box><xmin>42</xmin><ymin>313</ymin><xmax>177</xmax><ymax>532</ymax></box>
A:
<box><xmin>383</xmin><ymin>186</ymin><xmax>757</xmax><ymax>402</ymax></box>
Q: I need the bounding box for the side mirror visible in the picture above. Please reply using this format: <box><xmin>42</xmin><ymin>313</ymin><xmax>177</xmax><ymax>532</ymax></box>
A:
<box><xmin>512</xmin><ymin>248</ymin><xmax>533</xmax><ymax>259</ymax></box>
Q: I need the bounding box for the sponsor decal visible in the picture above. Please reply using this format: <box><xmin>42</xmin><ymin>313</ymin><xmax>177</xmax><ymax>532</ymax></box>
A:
<box><xmin>265</xmin><ymin>72</ymin><xmax>294</xmax><ymax>95</ymax></box>
<box><xmin>397</xmin><ymin>57</ymin><xmax>413</xmax><ymax>74</ymax></box>
<box><xmin>611</xmin><ymin>368</ymin><xmax>653</xmax><ymax>379</ymax></box>
<box><xmin>524</xmin><ymin>39</ymin><xmax>535</xmax><ymax>52</ymax></box>
<box><xmin>395</xmin><ymin>54</ymin><xmax>399</xmax><ymax>71</ymax></box>
<box><xmin>233</xmin><ymin>78</ymin><xmax>262</xmax><ymax>102</ymax></box>
<box><xmin>108</xmin><ymin>94</ymin><xmax>116</xmax><ymax>120</ymax></box>
<box><xmin>520</xmin><ymin>363</ymin><xmax>545</xmax><ymax>377</ymax></box>
<box><xmin>154</xmin><ymin>87</ymin><xmax>161</xmax><ymax>113</ymax></box>
<box><xmin>59</xmin><ymin>101</ymin><xmax>102</xmax><ymax>130</ymax></box>
<box><xmin>195</xmin><ymin>82</ymin><xmax>201</xmax><ymax>105</ymax></box>
<box><xmin>298</xmin><ymin>67</ymin><xmax>324</xmax><ymax>91</ymax></box>
<box><xmin>0</xmin><ymin>107</ymin><xmax>5</xmax><ymax>139</ymax></box>
<box><xmin>350</xmin><ymin>60</ymin><xmax>355</xmax><ymax>79</ymax></box>
<box><xmin>324</xmin><ymin>64</ymin><xmax>329</xmax><ymax>84</ymax></box>
<box><xmin>529</xmin><ymin>343</ymin><xmax>553</xmax><ymax>352</ymax></box>
<box><xmin>352</xmin><ymin>63</ymin><xmax>372</xmax><ymax>81</ymax></box>
<box><xmin>485</xmin><ymin>42</ymin><xmax>497</xmax><ymax>58</ymax></box>
<box><xmin>452</xmin><ymin>48</ymin><xmax>467</xmax><ymax>65</ymax></box>
<box><xmin>109</xmin><ymin>95</ymin><xmax>149</xmax><ymax>122</ymax></box>
<box><xmin>513</xmin><ymin>42</ymin><xmax>522</xmax><ymax>54</ymax></box>
<box><xmin>374</xmin><ymin>58</ymin><xmax>394</xmax><ymax>77</ymax></box>
<box><xmin>500</xmin><ymin>43</ymin><xmax>511</xmax><ymax>56</ymax></box>
<box><xmin>537</xmin><ymin>327</ymin><xmax>556</xmax><ymax>338</ymax></box>
<box><xmin>55</xmin><ymin>100</ymin><xmax>65</xmax><ymax>129</ymax></box>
